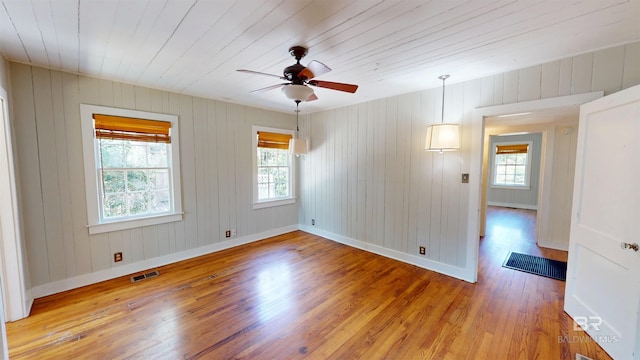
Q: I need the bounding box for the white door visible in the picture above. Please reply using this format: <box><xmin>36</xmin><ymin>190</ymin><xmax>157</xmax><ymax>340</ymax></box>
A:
<box><xmin>565</xmin><ymin>84</ymin><xmax>640</xmax><ymax>359</ymax></box>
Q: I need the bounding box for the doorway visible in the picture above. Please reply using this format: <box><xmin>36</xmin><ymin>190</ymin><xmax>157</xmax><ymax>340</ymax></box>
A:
<box><xmin>464</xmin><ymin>91</ymin><xmax>603</xmax><ymax>283</ymax></box>
<box><xmin>0</xmin><ymin>90</ymin><xmax>29</xmax><ymax>322</ymax></box>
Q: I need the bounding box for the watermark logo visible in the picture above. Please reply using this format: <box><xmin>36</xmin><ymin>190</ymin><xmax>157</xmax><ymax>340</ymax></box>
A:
<box><xmin>558</xmin><ymin>316</ymin><xmax>619</xmax><ymax>344</ymax></box>
<box><xmin>573</xmin><ymin>316</ymin><xmax>602</xmax><ymax>331</ymax></box>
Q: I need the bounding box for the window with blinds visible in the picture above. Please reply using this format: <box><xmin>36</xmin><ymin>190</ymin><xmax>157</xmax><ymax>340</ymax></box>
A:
<box><xmin>493</xmin><ymin>142</ymin><xmax>531</xmax><ymax>187</ymax></box>
<box><xmin>81</xmin><ymin>105</ymin><xmax>182</xmax><ymax>234</ymax></box>
<box><xmin>252</xmin><ymin>126</ymin><xmax>296</xmax><ymax>208</ymax></box>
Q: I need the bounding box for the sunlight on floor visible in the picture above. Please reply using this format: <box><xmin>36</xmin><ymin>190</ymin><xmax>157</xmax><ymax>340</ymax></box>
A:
<box><xmin>256</xmin><ymin>262</ymin><xmax>293</xmax><ymax>323</ymax></box>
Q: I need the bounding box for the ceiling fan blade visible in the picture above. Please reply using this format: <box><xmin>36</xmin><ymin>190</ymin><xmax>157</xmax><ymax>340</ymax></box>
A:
<box><xmin>308</xmin><ymin>80</ymin><xmax>358</xmax><ymax>93</ymax></box>
<box><xmin>237</xmin><ymin>69</ymin><xmax>286</xmax><ymax>80</ymax></box>
<box><xmin>299</xmin><ymin>60</ymin><xmax>331</xmax><ymax>80</ymax></box>
<box><xmin>306</xmin><ymin>93</ymin><xmax>318</xmax><ymax>102</ymax></box>
<box><xmin>250</xmin><ymin>83</ymin><xmax>289</xmax><ymax>93</ymax></box>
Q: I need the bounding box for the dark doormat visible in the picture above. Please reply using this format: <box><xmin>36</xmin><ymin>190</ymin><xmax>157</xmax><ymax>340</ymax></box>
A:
<box><xmin>503</xmin><ymin>252</ymin><xmax>567</xmax><ymax>281</ymax></box>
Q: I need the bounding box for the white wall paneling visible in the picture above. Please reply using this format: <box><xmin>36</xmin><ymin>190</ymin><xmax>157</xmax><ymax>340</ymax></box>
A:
<box><xmin>300</xmin><ymin>42</ymin><xmax>640</xmax><ymax>281</ymax></box>
<box><xmin>4</xmin><ymin>41</ymin><xmax>640</xmax><ymax>303</ymax></box>
<box><xmin>9</xmin><ymin>63</ymin><xmax>298</xmax><ymax>298</ymax></box>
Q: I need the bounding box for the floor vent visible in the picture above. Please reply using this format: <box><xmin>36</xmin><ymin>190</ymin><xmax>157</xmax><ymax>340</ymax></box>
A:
<box><xmin>576</xmin><ymin>354</ymin><xmax>593</xmax><ymax>360</ymax></box>
<box><xmin>130</xmin><ymin>270</ymin><xmax>160</xmax><ymax>283</ymax></box>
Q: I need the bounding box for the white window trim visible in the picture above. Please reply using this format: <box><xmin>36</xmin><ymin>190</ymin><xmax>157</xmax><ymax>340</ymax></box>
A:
<box><xmin>490</xmin><ymin>140</ymin><xmax>533</xmax><ymax>190</ymax></box>
<box><xmin>252</xmin><ymin>125</ymin><xmax>296</xmax><ymax>209</ymax></box>
<box><xmin>80</xmin><ymin>104</ymin><xmax>183</xmax><ymax>234</ymax></box>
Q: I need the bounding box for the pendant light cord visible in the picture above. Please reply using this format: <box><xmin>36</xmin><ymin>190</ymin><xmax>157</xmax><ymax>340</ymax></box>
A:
<box><xmin>439</xmin><ymin>74</ymin><xmax>449</xmax><ymax>124</ymax></box>
<box><xmin>295</xmin><ymin>100</ymin><xmax>300</xmax><ymax>134</ymax></box>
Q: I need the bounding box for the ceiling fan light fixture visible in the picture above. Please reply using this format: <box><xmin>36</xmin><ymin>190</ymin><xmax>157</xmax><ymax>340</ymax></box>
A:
<box><xmin>282</xmin><ymin>84</ymin><xmax>314</xmax><ymax>102</ymax></box>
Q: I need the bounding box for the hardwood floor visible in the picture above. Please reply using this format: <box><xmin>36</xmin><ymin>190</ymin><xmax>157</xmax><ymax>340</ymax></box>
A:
<box><xmin>7</xmin><ymin>211</ymin><xmax>612</xmax><ymax>359</ymax></box>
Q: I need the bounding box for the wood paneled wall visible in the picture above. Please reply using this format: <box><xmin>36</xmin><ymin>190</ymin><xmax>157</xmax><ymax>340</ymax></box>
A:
<box><xmin>9</xmin><ymin>63</ymin><xmax>297</xmax><ymax>289</ymax></box>
<box><xmin>299</xmin><ymin>41</ymin><xmax>640</xmax><ymax>269</ymax></box>
<box><xmin>487</xmin><ymin>133</ymin><xmax>543</xmax><ymax>209</ymax></box>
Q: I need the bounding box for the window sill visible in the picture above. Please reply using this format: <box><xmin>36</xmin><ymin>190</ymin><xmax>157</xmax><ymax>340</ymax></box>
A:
<box><xmin>490</xmin><ymin>185</ymin><xmax>531</xmax><ymax>190</ymax></box>
<box><xmin>88</xmin><ymin>213</ymin><xmax>183</xmax><ymax>235</ymax></box>
<box><xmin>252</xmin><ymin>198</ymin><xmax>295</xmax><ymax>210</ymax></box>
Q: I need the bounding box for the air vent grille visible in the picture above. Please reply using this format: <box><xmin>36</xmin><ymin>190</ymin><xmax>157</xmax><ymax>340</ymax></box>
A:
<box><xmin>130</xmin><ymin>270</ymin><xmax>159</xmax><ymax>283</ymax></box>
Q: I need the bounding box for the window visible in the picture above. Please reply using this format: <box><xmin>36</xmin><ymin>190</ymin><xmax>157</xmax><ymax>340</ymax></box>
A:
<box><xmin>81</xmin><ymin>105</ymin><xmax>182</xmax><ymax>234</ymax></box>
<box><xmin>492</xmin><ymin>141</ymin><xmax>532</xmax><ymax>188</ymax></box>
<box><xmin>252</xmin><ymin>126</ymin><xmax>296</xmax><ymax>209</ymax></box>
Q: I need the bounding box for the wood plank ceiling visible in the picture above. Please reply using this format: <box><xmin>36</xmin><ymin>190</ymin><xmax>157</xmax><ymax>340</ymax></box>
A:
<box><xmin>1</xmin><ymin>0</ymin><xmax>639</xmax><ymax>114</ymax></box>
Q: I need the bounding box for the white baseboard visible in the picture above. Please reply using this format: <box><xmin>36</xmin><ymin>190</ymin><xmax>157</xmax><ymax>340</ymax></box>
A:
<box><xmin>487</xmin><ymin>201</ymin><xmax>537</xmax><ymax>210</ymax></box>
<box><xmin>30</xmin><ymin>225</ymin><xmax>298</xmax><ymax>299</ymax></box>
<box><xmin>30</xmin><ymin>223</ymin><xmax>475</xmax><ymax>303</ymax></box>
<box><xmin>299</xmin><ymin>225</ymin><xmax>474</xmax><ymax>283</ymax></box>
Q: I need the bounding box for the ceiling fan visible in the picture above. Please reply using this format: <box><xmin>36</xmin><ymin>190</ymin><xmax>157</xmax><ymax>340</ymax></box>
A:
<box><xmin>237</xmin><ymin>46</ymin><xmax>358</xmax><ymax>102</ymax></box>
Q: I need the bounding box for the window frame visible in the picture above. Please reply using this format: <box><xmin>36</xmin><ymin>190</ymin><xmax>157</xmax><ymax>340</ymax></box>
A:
<box><xmin>252</xmin><ymin>125</ymin><xmax>296</xmax><ymax>209</ymax></box>
<box><xmin>490</xmin><ymin>140</ymin><xmax>533</xmax><ymax>189</ymax></box>
<box><xmin>80</xmin><ymin>104</ymin><xmax>183</xmax><ymax>234</ymax></box>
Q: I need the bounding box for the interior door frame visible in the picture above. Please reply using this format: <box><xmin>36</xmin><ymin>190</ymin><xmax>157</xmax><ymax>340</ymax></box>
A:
<box><xmin>464</xmin><ymin>91</ymin><xmax>603</xmax><ymax>282</ymax></box>
<box><xmin>0</xmin><ymin>87</ymin><xmax>30</xmax><ymax>321</ymax></box>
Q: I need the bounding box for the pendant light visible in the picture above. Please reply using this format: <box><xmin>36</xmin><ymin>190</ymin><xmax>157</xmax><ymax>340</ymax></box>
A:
<box><xmin>288</xmin><ymin>100</ymin><xmax>308</xmax><ymax>156</ymax></box>
<box><xmin>425</xmin><ymin>75</ymin><xmax>460</xmax><ymax>154</ymax></box>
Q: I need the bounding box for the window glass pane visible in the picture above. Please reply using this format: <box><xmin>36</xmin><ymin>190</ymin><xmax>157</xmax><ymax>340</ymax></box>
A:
<box><xmin>127</xmin><ymin>170</ymin><xmax>148</xmax><ymax>191</ymax></box>
<box><xmin>274</xmin><ymin>168</ymin><xmax>289</xmax><ymax>197</ymax></box>
<box><xmin>126</xmin><ymin>144</ymin><xmax>148</xmax><ymax>168</ymax></box>
<box><xmin>494</xmin><ymin>142</ymin><xmax>531</xmax><ymax>186</ymax></box>
<box><xmin>149</xmin><ymin>169</ymin><xmax>169</xmax><ymax>190</ymax></box>
<box><xmin>256</xmin><ymin>143</ymin><xmax>291</xmax><ymax>201</ymax></box>
<box><xmin>147</xmin><ymin>143</ymin><xmax>168</xmax><ymax>167</ymax></box>
<box><xmin>128</xmin><ymin>193</ymin><xmax>149</xmax><ymax>215</ymax></box>
<box><xmin>103</xmin><ymin>194</ymin><xmax>126</xmax><ymax>218</ymax></box>
<box><xmin>100</xmin><ymin>142</ymin><xmax>124</xmax><ymax>168</ymax></box>
<box><xmin>102</xmin><ymin>170</ymin><xmax>125</xmax><ymax>193</ymax></box>
<box><xmin>516</xmin><ymin>154</ymin><xmax>527</xmax><ymax>165</ymax></box>
<box><xmin>150</xmin><ymin>191</ymin><xmax>170</xmax><ymax>212</ymax></box>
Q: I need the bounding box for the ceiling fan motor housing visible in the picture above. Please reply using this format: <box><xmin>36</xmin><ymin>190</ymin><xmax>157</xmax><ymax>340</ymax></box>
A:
<box><xmin>285</xmin><ymin>46</ymin><xmax>309</xmax><ymax>83</ymax></box>
<box><xmin>283</xmin><ymin>63</ymin><xmax>306</xmax><ymax>83</ymax></box>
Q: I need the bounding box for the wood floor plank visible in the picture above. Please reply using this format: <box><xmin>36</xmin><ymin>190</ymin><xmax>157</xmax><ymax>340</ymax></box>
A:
<box><xmin>6</xmin><ymin>208</ymin><xmax>613</xmax><ymax>359</ymax></box>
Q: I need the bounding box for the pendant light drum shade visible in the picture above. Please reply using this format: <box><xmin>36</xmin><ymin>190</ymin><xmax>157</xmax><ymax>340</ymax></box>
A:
<box><xmin>424</xmin><ymin>74</ymin><xmax>460</xmax><ymax>153</ymax></box>
<box><xmin>288</xmin><ymin>138</ymin><xmax>308</xmax><ymax>155</ymax></box>
<box><xmin>425</xmin><ymin>124</ymin><xmax>460</xmax><ymax>152</ymax></box>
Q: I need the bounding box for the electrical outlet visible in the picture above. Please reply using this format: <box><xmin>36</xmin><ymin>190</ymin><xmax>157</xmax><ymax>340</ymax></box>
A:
<box><xmin>311</xmin><ymin>219</ymin><xmax>315</xmax><ymax>226</ymax></box>
<box><xmin>225</xmin><ymin>230</ymin><xmax>231</xmax><ymax>238</ymax></box>
<box><xmin>114</xmin><ymin>252</ymin><xmax>123</xmax><ymax>262</ymax></box>
<box><xmin>419</xmin><ymin>246</ymin><xmax>426</xmax><ymax>255</ymax></box>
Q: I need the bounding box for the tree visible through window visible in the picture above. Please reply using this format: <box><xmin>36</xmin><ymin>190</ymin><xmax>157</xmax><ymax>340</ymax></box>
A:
<box><xmin>493</xmin><ymin>143</ymin><xmax>530</xmax><ymax>186</ymax></box>
<box><xmin>81</xmin><ymin>104</ymin><xmax>182</xmax><ymax>234</ymax></box>
<box><xmin>99</xmin><ymin>139</ymin><xmax>171</xmax><ymax>218</ymax></box>
<box><xmin>252</xmin><ymin>127</ymin><xmax>296</xmax><ymax>209</ymax></box>
<box><xmin>257</xmin><ymin>146</ymin><xmax>290</xmax><ymax>200</ymax></box>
